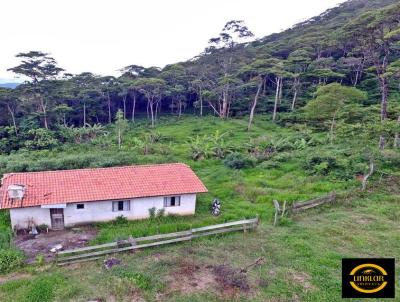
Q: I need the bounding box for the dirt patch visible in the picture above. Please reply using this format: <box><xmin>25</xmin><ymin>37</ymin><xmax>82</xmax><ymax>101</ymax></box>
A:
<box><xmin>0</xmin><ymin>272</ymin><xmax>31</xmax><ymax>284</ymax></box>
<box><xmin>212</xmin><ymin>264</ymin><xmax>250</xmax><ymax>292</ymax></box>
<box><xmin>350</xmin><ymin>214</ymin><xmax>376</xmax><ymax>225</ymax></box>
<box><xmin>163</xmin><ymin>259</ymin><xmax>254</xmax><ymax>299</ymax></box>
<box><xmin>286</xmin><ymin>270</ymin><xmax>315</xmax><ymax>292</ymax></box>
<box><xmin>166</xmin><ymin>261</ymin><xmax>215</xmax><ymax>295</ymax></box>
<box><xmin>130</xmin><ymin>289</ymin><xmax>146</xmax><ymax>302</ymax></box>
<box><xmin>13</xmin><ymin>226</ymin><xmax>97</xmax><ymax>263</ymax></box>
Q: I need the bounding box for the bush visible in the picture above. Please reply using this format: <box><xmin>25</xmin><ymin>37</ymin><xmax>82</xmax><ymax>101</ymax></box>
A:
<box><xmin>303</xmin><ymin>154</ymin><xmax>339</xmax><ymax>175</ymax></box>
<box><xmin>113</xmin><ymin>215</ymin><xmax>128</xmax><ymax>225</ymax></box>
<box><xmin>0</xmin><ymin>249</ymin><xmax>24</xmax><ymax>274</ymax></box>
<box><xmin>24</xmin><ymin>128</ymin><xmax>59</xmax><ymax>150</ymax></box>
<box><xmin>223</xmin><ymin>153</ymin><xmax>254</xmax><ymax>169</ymax></box>
<box><xmin>258</xmin><ymin>160</ymin><xmax>280</xmax><ymax>169</ymax></box>
<box><xmin>156</xmin><ymin>208</ymin><xmax>165</xmax><ymax>218</ymax></box>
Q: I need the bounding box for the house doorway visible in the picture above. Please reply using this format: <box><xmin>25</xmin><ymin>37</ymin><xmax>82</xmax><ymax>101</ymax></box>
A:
<box><xmin>50</xmin><ymin>208</ymin><xmax>64</xmax><ymax>229</ymax></box>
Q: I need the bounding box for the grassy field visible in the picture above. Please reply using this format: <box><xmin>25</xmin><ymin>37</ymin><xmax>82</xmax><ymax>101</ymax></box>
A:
<box><xmin>0</xmin><ymin>116</ymin><xmax>399</xmax><ymax>301</ymax></box>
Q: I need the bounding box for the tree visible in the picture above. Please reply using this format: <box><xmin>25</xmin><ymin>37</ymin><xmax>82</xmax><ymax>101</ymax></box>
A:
<box><xmin>205</xmin><ymin>20</ymin><xmax>254</xmax><ymax>118</ymax></box>
<box><xmin>99</xmin><ymin>76</ymin><xmax>119</xmax><ymax>124</ymax></box>
<box><xmin>268</xmin><ymin>59</ymin><xmax>293</xmax><ymax>122</ymax></box>
<box><xmin>287</xmin><ymin>49</ymin><xmax>312</xmax><ymax>110</ymax></box>
<box><xmin>0</xmin><ymin>88</ymin><xmax>19</xmax><ymax>135</ymax></box>
<box><xmin>7</xmin><ymin>51</ymin><xmax>64</xmax><ymax>129</ymax></box>
<box><xmin>115</xmin><ymin>109</ymin><xmax>128</xmax><ymax>149</ymax></box>
<box><xmin>386</xmin><ymin>59</ymin><xmax>400</xmax><ymax>147</ymax></box>
<box><xmin>238</xmin><ymin>58</ymin><xmax>270</xmax><ymax>130</ymax></box>
<box><xmin>304</xmin><ymin>83</ymin><xmax>367</xmax><ymax>143</ymax></box>
<box><xmin>69</xmin><ymin>73</ymin><xmax>102</xmax><ymax>127</ymax></box>
<box><xmin>132</xmin><ymin>78</ymin><xmax>166</xmax><ymax>127</ymax></box>
<box><xmin>160</xmin><ymin>64</ymin><xmax>189</xmax><ymax>117</ymax></box>
<box><xmin>343</xmin><ymin>3</ymin><xmax>400</xmax><ymax>148</ymax></box>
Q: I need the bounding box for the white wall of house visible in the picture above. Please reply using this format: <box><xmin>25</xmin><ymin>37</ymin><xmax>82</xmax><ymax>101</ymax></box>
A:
<box><xmin>9</xmin><ymin>206</ymin><xmax>51</xmax><ymax>229</ymax></box>
<box><xmin>9</xmin><ymin>194</ymin><xmax>197</xmax><ymax>229</ymax></box>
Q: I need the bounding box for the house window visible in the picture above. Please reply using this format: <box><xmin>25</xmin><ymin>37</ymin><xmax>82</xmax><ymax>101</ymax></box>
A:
<box><xmin>112</xmin><ymin>200</ymin><xmax>130</xmax><ymax>212</ymax></box>
<box><xmin>76</xmin><ymin>204</ymin><xmax>85</xmax><ymax>210</ymax></box>
<box><xmin>164</xmin><ymin>196</ymin><xmax>181</xmax><ymax>207</ymax></box>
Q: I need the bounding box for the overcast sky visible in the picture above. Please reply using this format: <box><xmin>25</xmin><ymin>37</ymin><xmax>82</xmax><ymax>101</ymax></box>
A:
<box><xmin>1</xmin><ymin>0</ymin><xmax>343</xmax><ymax>81</ymax></box>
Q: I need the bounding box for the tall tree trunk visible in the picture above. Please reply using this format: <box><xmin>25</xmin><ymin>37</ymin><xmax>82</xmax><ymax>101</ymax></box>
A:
<box><xmin>107</xmin><ymin>92</ymin><xmax>112</xmax><ymax>124</ymax></box>
<box><xmin>353</xmin><ymin>59</ymin><xmax>364</xmax><ymax>87</ymax></box>
<box><xmin>131</xmin><ymin>93</ymin><xmax>136</xmax><ymax>123</ymax></box>
<box><xmin>155</xmin><ymin>101</ymin><xmax>159</xmax><ymax>121</ymax></box>
<box><xmin>63</xmin><ymin>113</ymin><xmax>67</xmax><ymax>127</ymax></box>
<box><xmin>272</xmin><ymin>77</ymin><xmax>281</xmax><ymax>122</ymax></box>
<box><xmin>122</xmin><ymin>94</ymin><xmax>127</xmax><ymax>119</ymax></box>
<box><xmin>178</xmin><ymin>100</ymin><xmax>182</xmax><ymax>118</ymax></box>
<box><xmin>39</xmin><ymin>96</ymin><xmax>48</xmax><ymax>129</ymax></box>
<box><xmin>149</xmin><ymin>100</ymin><xmax>155</xmax><ymax>128</ymax></box>
<box><xmin>248</xmin><ymin>79</ymin><xmax>263</xmax><ymax>131</ymax></box>
<box><xmin>374</xmin><ymin>51</ymin><xmax>389</xmax><ymax>150</ymax></box>
<box><xmin>83</xmin><ymin>101</ymin><xmax>87</xmax><ymax>127</ymax></box>
<box><xmin>6</xmin><ymin>103</ymin><xmax>18</xmax><ymax>136</ymax></box>
<box><xmin>199</xmin><ymin>87</ymin><xmax>203</xmax><ymax>116</ymax></box>
<box><xmin>361</xmin><ymin>158</ymin><xmax>374</xmax><ymax>191</ymax></box>
<box><xmin>118</xmin><ymin>127</ymin><xmax>122</xmax><ymax>149</ymax></box>
<box><xmin>278</xmin><ymin>78</ymin><xmax>283</xmax><ymax>104</ymax></box>
<box><xmin>221</xmin><ymin>89</ymin><xmax>229</xmax><ymax>118</ymax></box>
<box><xmin>378</xmin><ymin>75</ymin><xmax>388</xmax><ymax>150</ymax></box>
<box><xmin>291</xmin><ymin>77</ymin><xmax>299</xmax><ymax>111</ymax></box>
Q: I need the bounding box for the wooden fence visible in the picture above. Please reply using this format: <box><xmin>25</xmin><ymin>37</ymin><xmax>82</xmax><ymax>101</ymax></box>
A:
<box><xmin>56</xmin><ymin>217</ymin><xmax>259</xmax><ymax>266</ymax></box>
<box><xmin>291</xmin><ymin>192</ymin><xmax>336</xmax><ymax>213</ymax></box>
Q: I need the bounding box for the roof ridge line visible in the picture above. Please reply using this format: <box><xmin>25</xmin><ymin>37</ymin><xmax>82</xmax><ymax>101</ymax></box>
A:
<box><xmin>2</xmin><ymin>162</ymin><xmax>188</xmax><ymax>176</ymax></box>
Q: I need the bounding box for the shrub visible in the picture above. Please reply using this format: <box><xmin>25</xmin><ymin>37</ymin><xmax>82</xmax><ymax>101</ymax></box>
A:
<box><xmin>272</xmin><ymin>152</ymin><xmax>294</xmax><ymax>163</ymax></box>
<box><xmin>303</xmin><ymin>153</ymin><xmax>339</xmax><ymax>175</ymax></box>
<box><xmin>223</xmin><ymin>153</ymin><xmax>254</xmax><ymax>169</ymax></box>
<box><xmin>148</xmin><ymin>207</ymin><xmax>156</xmax><ymax>219</ymax></box>
<box><xmin>24</xmin><ymin>128</ymin><xmax>59</xmax><ymax>150</ymax></box>
<box><xmin>156</xmin><ymin>208</ymin><xmax>165</xmax><ymax>218</ymax></box>
<box><xmin>113</xmin><ymin>215</ymin><xmax>128</xmax><ymax>225</ymax></box>
<box><xmin>0</xmin><ymin>249</ymin><xmax>24</xmax><ymax>274</ymax></box>
<box><xmin>258</xmin><ymin>160</ymin><xmax>280</xmax><ymax>169</ymax></box>
<box><xmin>37</xmin><ymin>224</ymin><xmax>49</xmax><ymax>232</ymax></box>
<box><xmin>35</xmin><ymin>254</ymin><xmax>45</xmax><ymax>266</ymax></box>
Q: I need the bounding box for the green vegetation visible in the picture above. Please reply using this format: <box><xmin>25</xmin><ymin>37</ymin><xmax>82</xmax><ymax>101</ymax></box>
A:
<box><xmin>0</xmin><ymin>249</ymin><xmax>24</xmax><ymax>274</ymax></box>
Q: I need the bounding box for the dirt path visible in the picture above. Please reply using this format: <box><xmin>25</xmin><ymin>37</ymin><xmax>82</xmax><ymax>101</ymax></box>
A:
<box><xmin>14</xmin><ymin>227</ymin><xmax>97</xmax><ymax>263</ymax></box>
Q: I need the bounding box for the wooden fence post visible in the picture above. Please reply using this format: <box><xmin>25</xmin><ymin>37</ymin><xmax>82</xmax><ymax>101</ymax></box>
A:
<box><xmin>273</xmin><ymin>200</ymin><xmax>281</xmax><ymax>226</ymax></box>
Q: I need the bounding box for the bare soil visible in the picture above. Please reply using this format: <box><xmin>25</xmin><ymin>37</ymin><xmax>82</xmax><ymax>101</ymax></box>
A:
<box><xmin>163</xmin><ymin>259</ymin><xmax>254</xmax><ymax>300</ymax></box>
<box><xmin>286</xmin><ymin>270</ymin><xmax>315</xmax><ymax>292</ymax></box>
<box><xmin>13</xmin><ymin>226</ymin><xmax>97</xmax><ymax>263</ymax></box>
<box><xmin>0</xmin><ymin>272</ymin><xmax>31</xmax><ymax>284</ymax></box>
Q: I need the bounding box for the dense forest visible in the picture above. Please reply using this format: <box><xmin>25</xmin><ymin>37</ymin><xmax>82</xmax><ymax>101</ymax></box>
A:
<box><xmin>0</xmin><ymin>0</ymin><xmax>399</xmax><ymax>154</ymax></box>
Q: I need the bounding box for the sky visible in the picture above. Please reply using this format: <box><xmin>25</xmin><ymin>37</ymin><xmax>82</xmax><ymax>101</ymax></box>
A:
<box><xmin>0</xmin><ymin>0</ymin><xmax>343</xmax><ymax>82</ymax></box>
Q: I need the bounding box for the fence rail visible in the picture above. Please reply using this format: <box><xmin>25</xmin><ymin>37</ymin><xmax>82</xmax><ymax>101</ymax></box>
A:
<box><xmin>292</xmin><ymin>192</ymin><xmax>336</xmax><ymax>212</ymax></box>
<box><xmin>56</xmin><ymin>217</ymin><xmax>259</xmax><ymax>266</ymax></box>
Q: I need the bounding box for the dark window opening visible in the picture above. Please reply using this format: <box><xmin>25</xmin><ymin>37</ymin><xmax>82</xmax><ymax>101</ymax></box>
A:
<box><xmin>113</xmin><ymin>200</ymin><xmax>130</xmax><ymax>212</ymax></box>
<box><xmin>164</xmin><ymin>196</ymin><xmax>181</xmax><ymax>207</ymax></box>
<box><xmin>77</xmin><ymin>204</ymin><xmax>84</xmax><ymax>209</ymax></box>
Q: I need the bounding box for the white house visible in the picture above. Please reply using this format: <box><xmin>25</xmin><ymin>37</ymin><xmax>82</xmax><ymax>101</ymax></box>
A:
<box><xmin>0</xmin><ymin>163</ymin><xmax>208</xmax><ymax>230</ymax></box>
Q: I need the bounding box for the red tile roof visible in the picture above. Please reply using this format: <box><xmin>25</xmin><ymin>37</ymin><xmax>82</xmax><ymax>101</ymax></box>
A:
<box><xmin>0</xmin><ymin>163</ymin><xmax>208</xmax><ymax>209</ymax></box>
